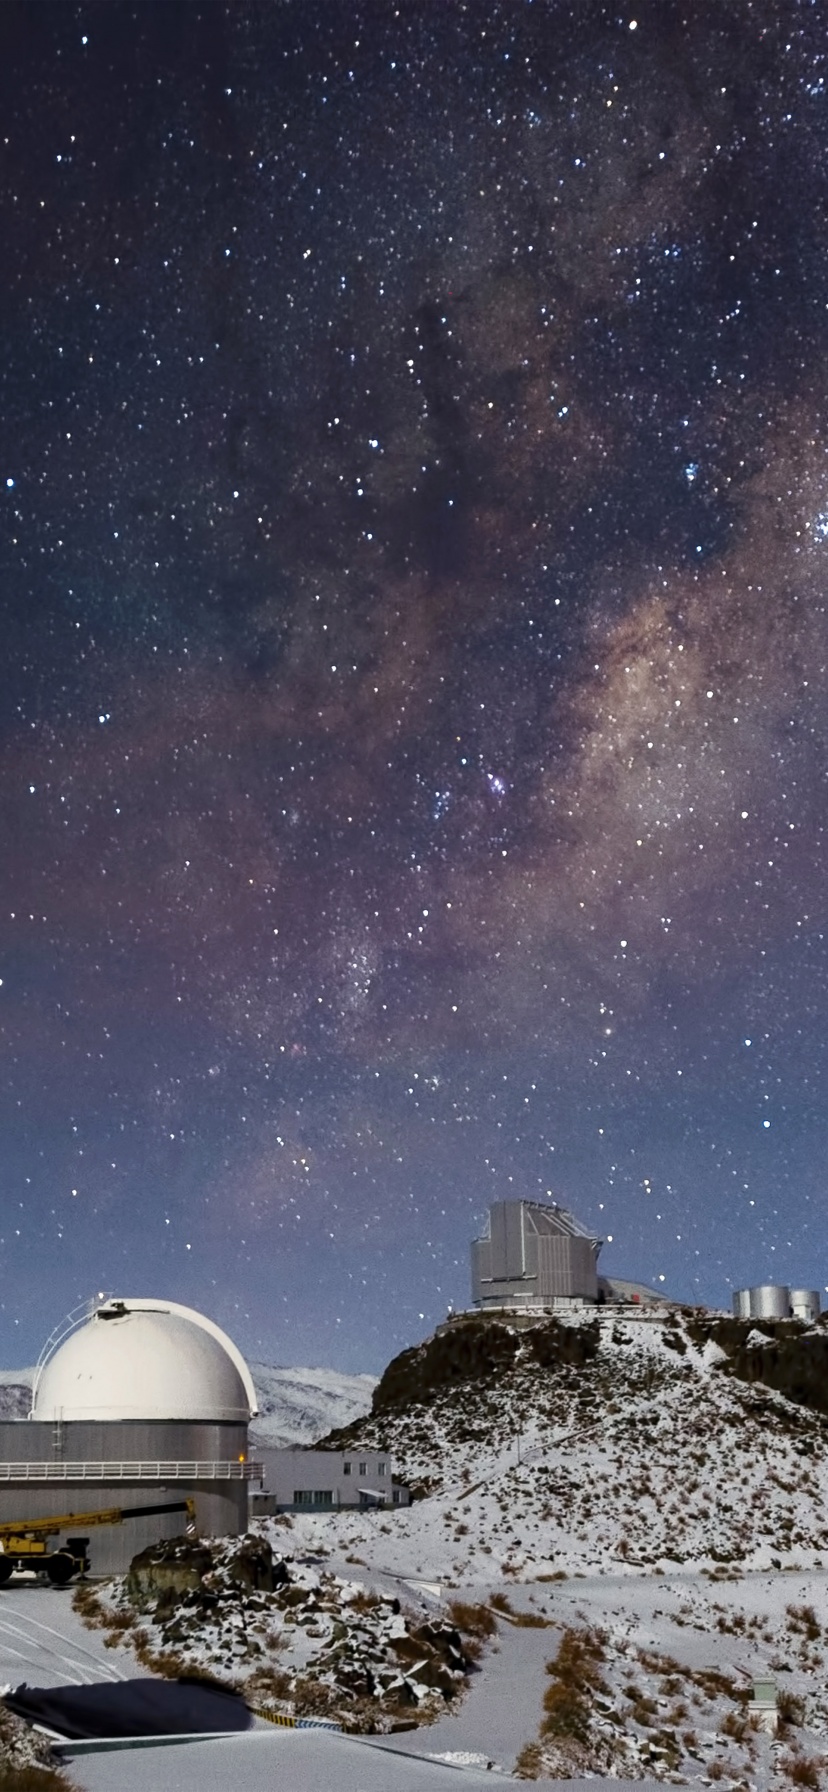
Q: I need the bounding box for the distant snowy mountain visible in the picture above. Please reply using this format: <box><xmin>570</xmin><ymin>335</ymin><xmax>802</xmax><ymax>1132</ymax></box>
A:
<box><xmin>248</xmin><ymin>1362</ymin><xmax>377</xmax><ymax>1447</ymax></box>
<box><xmin>0</xmin><ymin>1368</ymin><xmax>33</xmax><ymax>1420</ymax></box>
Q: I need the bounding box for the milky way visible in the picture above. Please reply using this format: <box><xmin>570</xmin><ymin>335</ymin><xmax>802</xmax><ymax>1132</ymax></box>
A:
<box><xmin>1</xmin><ymin>1</ymin><xmax>827</xmax><ymax>1369</ymax></box>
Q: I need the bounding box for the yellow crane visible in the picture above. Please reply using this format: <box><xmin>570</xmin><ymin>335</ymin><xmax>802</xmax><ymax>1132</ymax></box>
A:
<box><xmin>0</xmin><ymin>1497</ymin><xmax>196</xmax><ymax>1585</ymax></box>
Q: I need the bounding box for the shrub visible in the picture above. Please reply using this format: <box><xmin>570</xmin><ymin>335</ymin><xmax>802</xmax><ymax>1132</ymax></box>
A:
<box><xmin>246</xmin><ymin>1665</ymin><xmax>293</xmax><ymax>1705</ymax></box>
<box><xmin>720</xmin><ymin>1710</ymin><xmax>749</xmax><ymax>1741</ymax></box>
<box><xmin>784</xmin><ymin>1758</ymin><xmax>823</xmax><ymax>1789</ymax></box>
<box><xmin>348</xmin><ymin>1590</ymin><xmax>381</xmax><ymax>1614</ymax></box>
<box><xmin>446</xmin><ymin>1600</ymin><xmax>497</xmax><ymax>1639</ymax></box>
<box><xmin>514</xmin><ymin>1740</ymin><xmax>544</xmax><ymax>1778</ymax></box>
<box><xmin>787</xmin><ymin>1604</ymin><xmax>821</xmax><ymax>1642</ymax></box>
<box><xmin>292</xmin><ymin>1676</ymin><xmax>340</xmax><ymax>1718</ymax></box>
<box><xmin>540</xmin><ymin>1628</ymin><xmax>607</xmax><ymax>1744</ymax></box>
<box><xmin>489</xmin><ymin>1592</ymin><xmax>513</xmax><ymax>1614</ymax></box>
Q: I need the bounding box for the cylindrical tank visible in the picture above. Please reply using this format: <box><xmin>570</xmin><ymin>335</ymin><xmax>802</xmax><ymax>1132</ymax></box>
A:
<box><xmin>789</xmin><ymin>1289</ymin><xmax>820</xmax><ymax>1323</ymax></box>
<box><xmin>732</xmin><ymin>1288</ymin><xmax>752</xmax><ymax>1319</ymax></box>
<box><xmin>746</xmin><ymin>1284</ymin><xmax>792</xmax><ymax>1320</ymax></box>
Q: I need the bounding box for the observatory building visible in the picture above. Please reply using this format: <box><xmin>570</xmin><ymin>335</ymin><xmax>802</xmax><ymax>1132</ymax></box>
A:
<box><xmin>471</xmin><ymin>1199</ymin><xmax>602</xmax><ymax>1309</ymax></box>
<box><xmin>0</xmin><ymin>1298</ymin><xmax>260</xmax><ymax>1573</ymax></box>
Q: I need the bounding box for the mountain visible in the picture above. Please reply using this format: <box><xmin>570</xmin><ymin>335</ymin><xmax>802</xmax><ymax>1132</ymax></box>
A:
<box><xmin>248</xmin><ymin>1362</ymin><xmax>377</xmax><ymax>1447</ymax></box>
<box><xmin>0</xmin><ymin>1368</ymin><xmax>33</xmax><ymax>1420</ymax></box>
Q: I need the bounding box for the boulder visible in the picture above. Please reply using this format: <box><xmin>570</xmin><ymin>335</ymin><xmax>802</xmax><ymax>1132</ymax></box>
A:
<box><xmin>127</xmin><ymin>1537</ymin><xmax>213</xmax><ymax>1606</ymax></box>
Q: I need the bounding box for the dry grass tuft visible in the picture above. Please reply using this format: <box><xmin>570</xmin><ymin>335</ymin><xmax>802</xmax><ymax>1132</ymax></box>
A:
<box><xmin>541</xmin><ymin>1627</ymin><xmax>607</xmax><ymax>1745</ymax></box>
<box><xmin>488</xmin><ymin>1591</ymin><xmax>513</xmax><ymax>1614</ymax></box>
<box><xmin>514</xmin><ymin>1739</ymin><xmax>544</xmax><ymax>1778</ymax></box>
<box><xmin>446</xmin><ymin>1599</ymin><xmax>497</xmax><ymax>1639</ymax></box>
<box><xmin>783</xmin><ymin>1756</ymin><xmax>825</xmax><ymax>1788</ymax></box>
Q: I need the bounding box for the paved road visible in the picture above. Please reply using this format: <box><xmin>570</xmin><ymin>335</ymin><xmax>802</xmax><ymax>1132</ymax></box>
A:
<box><xmin>62</xmin><ymin>1727</ymin><xmax>514</xmax><ymax>1790</ymax></box>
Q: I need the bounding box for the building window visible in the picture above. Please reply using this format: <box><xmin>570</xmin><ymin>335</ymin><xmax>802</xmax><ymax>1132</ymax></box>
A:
<box><xmin>293</xmin><ymin>1490</ymin><xmax>333</xmax><ymax>1508</ymax></box>
<box><xmin>392</xmin><ymin>1489</ymin><xmax>401</xmax><ymax>1505</ymax></box>
<box><xmin>313</xmin><ymin>1490</ymin><xmax>333</xmax><ymax>1507</ymax></box>
<box><xmin>359</xmin><ymin>1461</ymin><xmax>367</xmax><ymax>1476</ymax></box>
<box><xmin>343</xmin><ymin>1461</ymin><xmax>351</xmax><ymax>1476</ymax></box>
<box><xmin>377</xmin><ymin>1461</ymin><xmax>387</xmax><ymax>1477</ymax></box>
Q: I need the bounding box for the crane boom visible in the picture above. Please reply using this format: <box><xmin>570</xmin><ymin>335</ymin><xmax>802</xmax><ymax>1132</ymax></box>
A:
<box><xmin>0</xmin><ymin>1498</ymin><xmax>196</xmax><ymax>1583</ymax></box>
<box><xmin>0</xmin><ymin>1498</ymin><xmax>195</xmax><ymax>1542</ymax></box>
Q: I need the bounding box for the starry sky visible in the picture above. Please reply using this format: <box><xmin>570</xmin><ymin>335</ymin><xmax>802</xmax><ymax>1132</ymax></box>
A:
<box><xmin>1</xmin><ymin>0</ymin><xmax>828</xmax><ymax>1374</ymax></box>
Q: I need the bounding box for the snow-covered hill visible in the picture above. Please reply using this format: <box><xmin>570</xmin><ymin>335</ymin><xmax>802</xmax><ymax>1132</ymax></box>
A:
<box><xmin>66</xmin><ymin>1308</ymin><xmax>828</xmax><ymax>1785</ymax></box>
<box><xmin>248</xmin><ymin>1362</ymin><xmax>377</xmax><ymax>1447</ymax></box>
<box><xmin>0</xmin><ymin>1368</ymin><xmax>33</xmax><ymax>1420</ymax></box>
<box><xmin>307</xmin><ymin>1305</ymin><xmax>828</xmax><ymax>1579</ymax></box>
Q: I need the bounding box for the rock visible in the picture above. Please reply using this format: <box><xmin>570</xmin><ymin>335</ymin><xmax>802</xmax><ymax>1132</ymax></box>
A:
<box><xmin>220</xmin><ymin>1534</ymin><xmax>277</xmax><ymax>1592</ymax></box>
<box><xmin>127</xmin><ymin>1536</ymin><xmax>213</xmax><ymax>1605</ymax></box>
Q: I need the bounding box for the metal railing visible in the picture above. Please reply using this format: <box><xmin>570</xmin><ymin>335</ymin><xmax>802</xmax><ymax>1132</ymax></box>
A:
<box><xmin>0</xmin><ymin>1460</ymin><xmax>263</xmax><ymax>1482</ymax></box>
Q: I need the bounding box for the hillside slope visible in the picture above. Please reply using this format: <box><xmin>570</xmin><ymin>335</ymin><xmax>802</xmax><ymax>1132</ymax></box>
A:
<box><xmin>0</xmin><ymin>1369</ymin><xmax>33</xmax><ymax>1420</ymax></box>
<box><xmin>248</xmin><ymin>1362</ymin><xmax>377</xmax><ymax>1447</ymax></box>
<box><xmin>307</xmin><ymin>1307</ymin><xmax>828</xmax><ymax>1580</ymax></box>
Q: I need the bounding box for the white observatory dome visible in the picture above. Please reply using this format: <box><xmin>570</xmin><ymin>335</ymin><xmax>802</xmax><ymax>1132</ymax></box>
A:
<box><xmin>33</xmin><ymin>1298</ymin><xmax>258</xmax><ymax>1423</ymax></box>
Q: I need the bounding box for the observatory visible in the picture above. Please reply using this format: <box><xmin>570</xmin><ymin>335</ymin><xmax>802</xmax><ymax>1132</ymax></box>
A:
<box><xmin>732</xmin><ymin>1285</ymin><xmax>820</xmax><ymax>1323</ymax></box>
<box><xmin>32</xmin><ymin>1298</ymin><xmax>256</xmax><ymax>1423</ymax></box>
<box><xmin>0</xmin><ymin>1298</ymin><xmax>260</xmax><ymax>1574</ymax></box>
<box><xmin>471</xmin><ymin>1199</ymin><xmax>602</xmax><ymax>1309</ymax></box>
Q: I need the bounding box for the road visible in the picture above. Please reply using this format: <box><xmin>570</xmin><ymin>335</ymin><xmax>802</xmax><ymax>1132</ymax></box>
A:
<box><xmin>0</xmin><ymin>1579</ymin><xmax>138</xmax><ymax>1690</ymax></box>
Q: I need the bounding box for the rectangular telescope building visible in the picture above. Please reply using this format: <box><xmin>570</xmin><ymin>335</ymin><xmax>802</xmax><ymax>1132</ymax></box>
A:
<box><xmin>471</xmin><ymin>1199</ymin><xmax>602</xmax><ymax>1310</ymax></box>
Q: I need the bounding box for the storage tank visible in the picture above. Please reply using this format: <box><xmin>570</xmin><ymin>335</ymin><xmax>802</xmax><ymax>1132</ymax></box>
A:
<box><xmin>789</xmin><ymin>1289</ymin><xmax>820</xmax><ymax>1323</ymax></box>
<box><xmin>732</xmin><ymin>1288</ymin><xmax>752</xmax><ymax>1319</ymax></box>
<box><xmin>746</xmin><ymin>1284</ymin><xmax>792</xmax><ymax>1321</ymax></box>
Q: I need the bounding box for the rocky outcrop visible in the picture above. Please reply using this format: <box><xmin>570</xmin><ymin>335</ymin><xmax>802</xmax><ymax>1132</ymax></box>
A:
<box><xmin>104</xmin><ymin>1536</ymin><xmax>476</xmax><ymax>1731</ymax></box>
<box><xmin>127</xmin><ymin>1535</ymin><xmax>214</xmax><ymax>1605</ymax></box>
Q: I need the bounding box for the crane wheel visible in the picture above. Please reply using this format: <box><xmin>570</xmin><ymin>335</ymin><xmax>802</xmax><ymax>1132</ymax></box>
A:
<box><xmin>0</xmin><ymin>1559</ymin><xmax>12</xmax><ymax>1586</ymax></box>
<box><xmin>46</xmin><ymin>1552</ymin><xmax>76</xmax><ymax>1586</ymax></box>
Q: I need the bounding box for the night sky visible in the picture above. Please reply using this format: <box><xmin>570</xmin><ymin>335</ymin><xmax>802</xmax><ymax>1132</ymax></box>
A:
<box><xmin>2</xmin><ymin>0</ymin><xmax>828</xmax><ymax>1373</ymax></box>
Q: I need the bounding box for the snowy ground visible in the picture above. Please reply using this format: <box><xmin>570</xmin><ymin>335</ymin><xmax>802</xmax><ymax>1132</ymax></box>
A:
<box><xmin>0</xmin><ymin>1580</ymin><xmax>145</xmax><ymax>1688</ymax></box>
<box><xmin>60</xmin><ymin>1723</ymin><xmax>541</xmax><ymax>1790</ymax></box>
<box><xmin>378</xmin><ymin>1571</ymin><xmax>828</xmax><ymax>1783</ymax></box>
<box><xmin>242</xmin><ymin>1308</ymin><xmax>828</xmax><ymax>1781</ymax></box>
<box><xmin>41</xmin><ymin>1308</ymin><xmax>828</xmax><ymax>1781</ymax></box>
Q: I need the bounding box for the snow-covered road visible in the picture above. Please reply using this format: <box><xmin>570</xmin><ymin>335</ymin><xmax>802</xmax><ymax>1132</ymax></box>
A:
<box><xmin>0</xmin><ymin>1583</ymin><xmax>139</xmax><ymax>1688</ymax></box>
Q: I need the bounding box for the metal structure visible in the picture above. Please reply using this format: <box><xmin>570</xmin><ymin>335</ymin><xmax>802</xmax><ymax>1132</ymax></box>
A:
<box><xmin>0</xmin><ymin>1460</ymin><xmax>259</xmax><ymax>1482</ymax></box>
<box><xmin>471</xmin><ymin>1199</ymin><xmax>602</xmax><ymax>1309</ymax></box>
<box><xmin>789</xmin><ymin>1289</ymin><xmax>821</xmax><ymax>1323</ymax></box>
<box><xmin>32</xmin><ymin>1297</ymin><xmax>258</xmax><ymax>1423</ymax></box>
<box><xmin>732</xmin><ymin>1284</ymin><xmax>821</xmax><ymax>1323</ymax></box>
<box><xmin>597</xmin><ymin>1275</ymin><xmax>667</xmax><ymax>1306</ymax></box>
